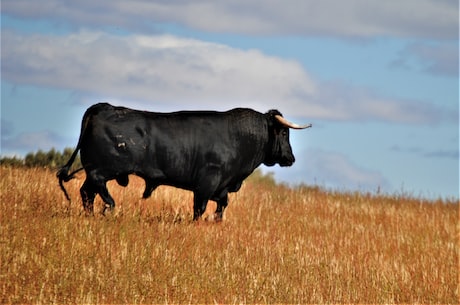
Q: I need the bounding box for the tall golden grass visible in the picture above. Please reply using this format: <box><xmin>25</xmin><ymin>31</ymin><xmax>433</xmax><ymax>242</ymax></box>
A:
<box><xmin>1</xmin><ymin>166</ymin><xmax>458</xmax><ymax>303</ymax></box>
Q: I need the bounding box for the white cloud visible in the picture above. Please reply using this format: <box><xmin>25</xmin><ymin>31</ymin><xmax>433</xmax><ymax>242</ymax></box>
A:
<box><xmin>2</xmin><ymin>0</ymin><xmax>457</xmax><ymax>40</ymax></box>
<box><xmin>1</xmin><ymin>30</ymin><xmax>449</xmax><ymax>123</ymax></box>
<box><xmin>1</xmin><ymin>30</ymin><xmax>316</xmax><ymax>111</ymax></box>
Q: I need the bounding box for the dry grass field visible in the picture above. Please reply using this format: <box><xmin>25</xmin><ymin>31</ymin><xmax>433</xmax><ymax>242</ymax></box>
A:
<box><xmin>1</xmin><ymin>166</ymin><xmax>458</xmax><ymax>304</ymax></box>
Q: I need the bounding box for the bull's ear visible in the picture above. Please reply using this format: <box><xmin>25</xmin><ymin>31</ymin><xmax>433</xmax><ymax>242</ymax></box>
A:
<box><xmin>266</xmin><ymin>109</ymin><xmax>283</xmax><ymax>127</ymax></box>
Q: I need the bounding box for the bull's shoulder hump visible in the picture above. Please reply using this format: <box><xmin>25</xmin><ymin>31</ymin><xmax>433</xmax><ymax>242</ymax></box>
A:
<box><xmin>86</xmin><ymin>103</ymin><xmax>146</xmax><ymax>113</ymax></box>
<box><xmin>85</xmin><ymin>103</ymin><xmax>145</xmax><ymax>120</ymax></box>
<box><xmin>226</xmin><ymin>108</ymin><xmax>265</xmax><ymax>121</ymax></box>
<box><xmin>86</xmin><ymin>102</ymin><xmax>114</xmax><ymax>112</ymax></box>
<box><xmin>227</xmin><ymin>108</ymin><xmax>259</xmax><ymax>114</ymax></box>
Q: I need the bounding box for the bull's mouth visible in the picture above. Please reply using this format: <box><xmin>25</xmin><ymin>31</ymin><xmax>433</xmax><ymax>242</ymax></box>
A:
<box><xmin>279</xmin><ymin>159</ymin><xmax>294</xmax><ymax>167</ymax></box>
<box><xmin>264</xmin><ymin>157</ymin><xmax>295</xmax><ymax>167</ymax></box>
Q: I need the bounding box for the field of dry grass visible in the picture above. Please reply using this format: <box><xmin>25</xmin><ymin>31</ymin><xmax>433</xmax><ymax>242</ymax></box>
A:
<box><xmin>1</xmin><ymin>166</ymin><xmax>458</xmax><ymax>303</ymax></box>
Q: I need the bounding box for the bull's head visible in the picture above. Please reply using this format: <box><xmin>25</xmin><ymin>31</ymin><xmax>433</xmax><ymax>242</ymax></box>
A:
<box><xmin>264</xmin><ymin>110</ymin><xmax>312</xmax><ymax>167</ymax></box>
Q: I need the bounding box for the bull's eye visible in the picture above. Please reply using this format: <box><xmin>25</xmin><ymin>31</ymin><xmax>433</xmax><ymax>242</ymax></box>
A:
<box><xmin>282</xmin><ymin>130</ymin><xmax>288</xmax><ymax>137</ymax></box>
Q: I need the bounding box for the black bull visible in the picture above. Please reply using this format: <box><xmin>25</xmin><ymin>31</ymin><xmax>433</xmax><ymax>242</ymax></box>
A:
<box><xmin>57</xmin><ymin>103</ymin><xmax>311</xmax><ymax>221</ymax></box>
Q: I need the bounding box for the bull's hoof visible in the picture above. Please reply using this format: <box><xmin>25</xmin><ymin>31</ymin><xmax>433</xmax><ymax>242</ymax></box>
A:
<box><xmin>101</xmin><ymin>204</ymin><xmax>114</xmax><ymax>216</ymax></box>
<box><xmin>193</xmin><ymin>212</ymin><xmax>202</xmax><ymax>221</ymax></box>
<box><xmin>82</xmin><ymin>205</ymin><xmax>94</xmax><ymax>216</ymax></box>
<box><xmin>204</xmin><ymin>213</ymin><xmax>224</xmax><ymax>223</ymax></box>
<box><xmin>82</xmin><ymin>209</ymin><xmax>94</xmax><ymax>217</ymax></box>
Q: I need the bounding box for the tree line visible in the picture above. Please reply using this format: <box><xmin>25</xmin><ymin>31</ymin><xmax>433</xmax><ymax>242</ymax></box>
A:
<box><xmin>0</xmin><ymin>148</ymin><xmax>81</xmax><ymax>170</ymax></box>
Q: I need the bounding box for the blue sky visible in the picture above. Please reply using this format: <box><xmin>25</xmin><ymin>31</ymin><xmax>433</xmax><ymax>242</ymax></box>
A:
<box><xmin>1</xmin><ymin>0</ymin><xmax>458</xmax><ymax>198</ymax></box>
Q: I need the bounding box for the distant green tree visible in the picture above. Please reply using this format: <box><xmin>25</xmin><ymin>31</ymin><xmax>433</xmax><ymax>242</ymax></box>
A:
<box><xmin>46</xmin><ymin>148</ymin><xmax>58</xmax><ymax>168</ymax></box>
<box><xmin>1</xmin><ymin>147</ymin><xmax>81</xmax><ymax>170</ymax></box>
<box><xmin>247</xmin><ymin>169</ymin><xmax>277</xmax><ymax>187</ymax></box>
<box><xmin>24</xmin><ymin>151</ymin><xmax>37</xmax><ymax>167</ymax></box>
<box><xmin>0</xmin><ymin>155</ymin><xmax>24</xmax><ymax>167</ymax></box>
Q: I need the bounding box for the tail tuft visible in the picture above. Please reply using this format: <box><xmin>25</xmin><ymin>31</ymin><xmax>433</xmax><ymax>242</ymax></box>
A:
<box><xmin>57</xmin><ymin>166</ymin><xmax>72</xmax><ymax>201</ymax></box>
<box><xmin>57</xmin><ymin>166</ymin><xmax>84</xmax><ymax>201</ymax></box>
<box><xmin>57</xmin><ymin>166</ymin><xmax>69</xmax><ymax>181</ymax></box>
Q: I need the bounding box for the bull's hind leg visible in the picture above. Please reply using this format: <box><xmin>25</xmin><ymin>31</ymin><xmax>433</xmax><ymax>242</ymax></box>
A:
<box><xmin>214</xmin><ymin>193</ymin><xmax>228</xmax><ymax>222</ymax></box>
<box><xmin>80</xmin><ymin>180</ymin><xmax>96</xmax><ymax>215</ymax></box>
<box><xmin>97</xmin><ymin>182</ymin><xmax>116</xmax><ymax>215</ymax></box>
<box><xmin>84</xmin><ymin>173</ymin><xmax>116</xmax><ymax>215</ymax></box>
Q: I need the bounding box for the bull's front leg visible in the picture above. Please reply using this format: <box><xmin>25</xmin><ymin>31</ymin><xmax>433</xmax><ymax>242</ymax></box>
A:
<box><xmin>193</xmin><ymin>169</ymin><xmax>223</xmax><ymax>221</ymax></box>
<box><xmin>193</xmin><ymin>192</ymin><xmax>209</xmax><ymax>221</ymax></box>
<box><xmin>214</xmin><ymin>194</ymin><xmax>228</xmax><ymax>222</ymax></box>
<box><xmin>142</xmin><ymin>179</ymin><xmax>158</xmax><ymax>199</ymax></box>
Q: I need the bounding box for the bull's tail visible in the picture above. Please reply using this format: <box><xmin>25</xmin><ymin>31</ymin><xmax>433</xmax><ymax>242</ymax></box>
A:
<box><xmin>57</xmin><ymin>105</ymin><xmax>97</xmax><ymax>201</ymax></box>
<box><xmin>57</xmin><ymin>150</ymin><xmax>83</xmax><ymax>201</ymax></box>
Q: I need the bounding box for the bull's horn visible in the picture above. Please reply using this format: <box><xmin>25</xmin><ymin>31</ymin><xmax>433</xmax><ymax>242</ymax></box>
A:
<box><xmin>274</xmin><ymin>115</ymin><xmax>312</xmax><ymax>129</ymax></box>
